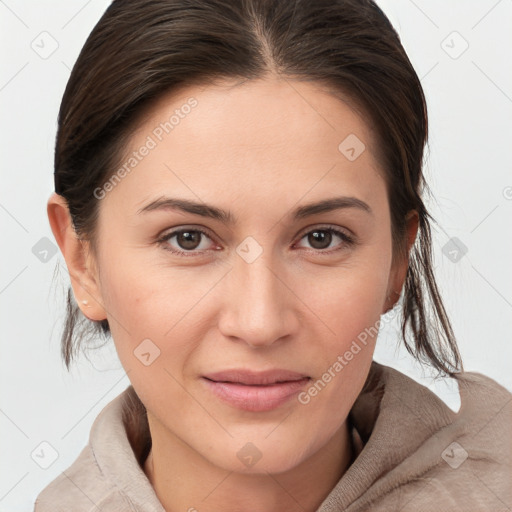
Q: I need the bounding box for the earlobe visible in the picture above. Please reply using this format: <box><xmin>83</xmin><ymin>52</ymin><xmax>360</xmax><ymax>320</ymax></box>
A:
<box><xmin>47</xmin><ymin>192</ymin><xmax>107</xmax><ymax>322</ymax></box>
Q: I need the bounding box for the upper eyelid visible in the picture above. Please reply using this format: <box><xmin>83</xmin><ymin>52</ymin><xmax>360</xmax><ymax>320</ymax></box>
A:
<box><xmin>161</xmin><ymin>223</ymin><xmax>351</xmax><ymax>237</ymax></box>
<box><xmin>296</xmin><ymin>224</ymin><xmax>353</xmax><ymax>238</ymax></box>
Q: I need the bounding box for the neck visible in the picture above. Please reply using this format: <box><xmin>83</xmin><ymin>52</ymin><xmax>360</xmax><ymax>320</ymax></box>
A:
<box><xmin>143</xmin><ymin>416</ymin><xmax>353</xmax><ymax>512</ymax></box>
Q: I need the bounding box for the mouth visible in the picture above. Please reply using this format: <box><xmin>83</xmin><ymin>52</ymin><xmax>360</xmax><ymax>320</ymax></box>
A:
<box><xmin>201</xmin><ymin>369</ymin><xmax>311</xmax><ymax>412</ymax></box>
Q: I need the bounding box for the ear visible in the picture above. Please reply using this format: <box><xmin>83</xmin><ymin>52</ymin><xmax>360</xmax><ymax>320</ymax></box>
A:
<box><xmin>383</xmin><ymin>210</ymin><xmax>419</xmax><ymax>313</ymax></box>
<box><xmin>47</xmin><ymin>192</ymin><xmax>107</xmax><ymax>321</ymax></box>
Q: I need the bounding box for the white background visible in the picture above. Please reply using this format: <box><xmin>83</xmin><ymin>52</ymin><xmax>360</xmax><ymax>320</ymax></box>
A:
<box><xmin>1</xmin><ymin>0</ymin><xmax>511</xmax><ymax>509</ymax></box>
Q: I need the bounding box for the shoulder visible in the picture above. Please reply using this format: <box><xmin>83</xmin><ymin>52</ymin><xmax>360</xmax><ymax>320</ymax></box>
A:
<box><xmin>456</xmin><ymin>368</ymin><xmax>511</xmax><ymax>415</ymax></box>
<box><xmin>394</xmin><ymin>365</ymin><xmax>511</xmax><ymax>510</ymax></box>
<box><xmin>33</xmin><ymin>386</ymin><xmax>147</xmax><ymax>511</ymax></box>
<box><xmin>380</xmin><ymin>362</ymin><xmax>512</xmax><ymax>463</ymax></box>
<box><xmin>447</xmin><ymin>368</ymin><xmax>511</xmax><ymax>465</ymax></box>
<box><xmin>33</xmin><ymin>444</ymin><xmax>133</xmax><ymax>511</ymax></box>
<box><xmin>351</xmin><ymin>363</ymin><xmax>512</xmax><ymax>511</ymax></box>
<box><xmin>374</xmin><ymin>361</ymin><xmax>511</xmax><ymax>429</ymax></box>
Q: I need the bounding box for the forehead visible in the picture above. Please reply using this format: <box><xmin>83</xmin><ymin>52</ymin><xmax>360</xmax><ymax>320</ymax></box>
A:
<box><xmin>107</xmin><ymin>77</ymin><xmax>387</xmax><ymax>216</ymax></box>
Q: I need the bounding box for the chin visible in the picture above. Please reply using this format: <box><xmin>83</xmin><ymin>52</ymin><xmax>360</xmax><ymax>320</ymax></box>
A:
<box><xmin>201</xmin><ymin>434</ymin><xmax>315</xmax><ymax>476</ymax></box>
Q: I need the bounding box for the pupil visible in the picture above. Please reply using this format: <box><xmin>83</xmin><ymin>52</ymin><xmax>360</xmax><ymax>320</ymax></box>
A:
<box><xmin>309</xmin><ymin>230</ymin><xmax>331</xmax><ymax>249</ymax></box>
<box><xmin>178</xmin><ymin>231</ymin><xmax>200</xmax><ymax>250</ymax></box>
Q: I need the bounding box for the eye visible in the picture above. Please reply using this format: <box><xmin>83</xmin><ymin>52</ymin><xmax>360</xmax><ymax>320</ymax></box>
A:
<box><xmin>157</xmin><ymin>227</ymin><xmax>217</xmax><ymax>256</ymax></box>
<box><xmin>157</xmin><ymin>225</ymin><xmax>355</xmax><ymax>257</ymax></box>
<box><xmin>295</xmin><ymin>226</ymin><xmax>355</xmax><ymax>254</ymax></box>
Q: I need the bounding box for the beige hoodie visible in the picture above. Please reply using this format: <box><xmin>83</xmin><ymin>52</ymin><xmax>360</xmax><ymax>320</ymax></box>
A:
<box><xmin>33</xmin><ymin>362</ymin><xmax>512</xmax><ymax>511</ymax></box>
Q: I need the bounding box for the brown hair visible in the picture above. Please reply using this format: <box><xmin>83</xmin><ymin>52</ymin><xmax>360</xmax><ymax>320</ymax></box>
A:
<box><xmin>54</xmin><ymin>0</ymin><xmax>462</xmax><ymax>377</ymax></box>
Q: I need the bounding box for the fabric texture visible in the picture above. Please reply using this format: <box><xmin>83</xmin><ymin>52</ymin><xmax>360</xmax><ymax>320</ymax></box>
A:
<box><xmin>33</xmin><ymin>361</ymin><xmax>512</xmax><ymax>511</ymax></box>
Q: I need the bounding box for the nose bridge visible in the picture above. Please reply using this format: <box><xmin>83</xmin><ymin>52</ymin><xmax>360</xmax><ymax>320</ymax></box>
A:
<box><xmin>219</xmin><ymin>239</ymin><xmax>295</xmax><ymax>347</ymax></box>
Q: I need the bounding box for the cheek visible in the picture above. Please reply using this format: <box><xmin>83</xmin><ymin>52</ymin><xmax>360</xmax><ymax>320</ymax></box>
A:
<box><xmin>97</xmin><ymin>253</ymin><xmax>213</xmax><ymax>370</ymax></box>
<box><xmin>295</xmin><ymin>244</ymin><xmax>392</xmax><ymax>414</ymax></box>
<box><xmin>98</xmin><ymin>261</ymin><xmax>198</xmax><ymax>418</ymax></box>
<box><xmin>294</xmin><ymin>279</ymin><xmax>383</xmax><ymax>447</ymax></box>
<box><xmin>305</xmin><ymin>248</ymin><xmax>392</xmax><ymax>345</ymax></box>
<box><xmin>95</xmin><ymin>253</ymin><xmax>165</xmax><ymax>369</ymax></box>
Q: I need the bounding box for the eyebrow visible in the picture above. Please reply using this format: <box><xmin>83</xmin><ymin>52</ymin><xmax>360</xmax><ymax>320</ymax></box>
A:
<box><xmin>137</xmin><ymin>195</ymin><xmax>373</xmax><ymax>223</ymax></box>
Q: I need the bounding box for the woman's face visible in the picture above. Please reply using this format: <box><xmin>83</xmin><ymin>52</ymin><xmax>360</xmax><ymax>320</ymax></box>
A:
<box><xmin>78</xmin><ymin>77</ymin><xmax>411</xmax><ymax>474</ymax></box>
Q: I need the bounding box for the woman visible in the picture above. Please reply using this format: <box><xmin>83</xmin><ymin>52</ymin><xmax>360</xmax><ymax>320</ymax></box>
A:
<box><xmin>34</xmin><ymin>0</ymin><xmax>511</xmax><ymax>510</ymax></box>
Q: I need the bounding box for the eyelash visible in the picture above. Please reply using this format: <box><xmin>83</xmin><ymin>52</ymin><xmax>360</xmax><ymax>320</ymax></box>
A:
<box><xmin>156</xmin><ymin>225</ymin><xmax>356</xmax><ymax>257</ymax></box>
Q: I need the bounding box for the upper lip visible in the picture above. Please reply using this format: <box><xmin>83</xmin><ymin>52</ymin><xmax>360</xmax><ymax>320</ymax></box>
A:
<box><xmin>203</xmin><ymin>369</ymin><xmax>310</xmax><ymax>385</ymax></box>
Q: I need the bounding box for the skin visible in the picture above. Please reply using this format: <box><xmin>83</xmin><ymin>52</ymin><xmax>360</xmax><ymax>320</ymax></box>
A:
<box><xmin>48</xmin><ymin>76</ymin><xmax>418</xmax><ymax>512</ymax></box>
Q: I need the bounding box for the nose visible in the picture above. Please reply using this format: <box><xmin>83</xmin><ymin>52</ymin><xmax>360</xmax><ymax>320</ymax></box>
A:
<box><xmin>217</xmin><ymin>250</ymin><xmax>299</xmax><ymax>348</ymax></box>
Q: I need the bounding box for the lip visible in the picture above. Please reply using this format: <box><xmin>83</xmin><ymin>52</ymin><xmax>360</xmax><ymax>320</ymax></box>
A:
<box><xmin>202</xmin><ymin>369</ymin><xmax>311</xmax><ymax>412</ymax></box>
<box><xmin>203</xmin><ymin>369</ymin><xmax>309</xmax><ymax>385</ymax></box>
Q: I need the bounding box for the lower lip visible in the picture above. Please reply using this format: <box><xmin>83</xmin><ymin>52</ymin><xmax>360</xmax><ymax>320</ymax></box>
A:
<box><xmin>202</xmin><ymin>377</ymin><xmax>310</xmax><ymax>412</ymax></box>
